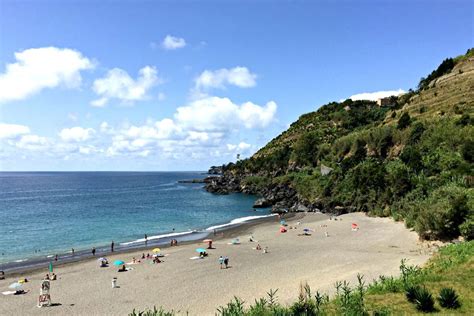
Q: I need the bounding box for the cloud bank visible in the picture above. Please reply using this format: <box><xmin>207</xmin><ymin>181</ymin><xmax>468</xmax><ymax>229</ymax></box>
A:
<box><xmin>344</xmin><ymin>89</ymin><xmax>406</xmax><ymax>101</ymax></box>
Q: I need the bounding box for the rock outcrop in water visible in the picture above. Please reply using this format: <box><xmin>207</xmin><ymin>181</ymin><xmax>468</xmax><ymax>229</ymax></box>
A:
<box><xmin>204</xmin><ymin>170</ymin><xmax>320</xmax><ymax>214</ymax></box>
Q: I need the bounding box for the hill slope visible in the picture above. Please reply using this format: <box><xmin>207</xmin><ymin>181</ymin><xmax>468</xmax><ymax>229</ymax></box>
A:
<box><xmin>206</xmin><ymin>49</ymin><xmax>474</xmax><ymax>241</ymax></box>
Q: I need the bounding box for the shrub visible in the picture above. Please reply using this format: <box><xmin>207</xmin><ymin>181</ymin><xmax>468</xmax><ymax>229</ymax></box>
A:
<box><xmin>462</xmin><ymin>139</ymin><xmax>474</xmax><ymax>162</ymax></box>
<box><xmin>405</xmin><ymin>285</ymin><xmax>421</xmax><ymax>303</ymax></box>
<box><xmin>415</xmin><ymin>184</ymin><xmax>470</xmax><ymax>240</ymax></box>
<box><xmin>460</xmin><ymin>217</ymin><xmax>474</xmax><ymax>240</ymax></box>
<box><xmin>216</xmin><ymin>297</ymin><xmax>245</xmax><ymax>315</ymax></box>
<box><xmin>438</xmin><ymin>287</ymin><xmax>461</xmax><ymax>309</ymax></box>
<box><xmin>414</xmin><ymin>287</ymin><xmax>435</xmax><ymax>312</ymax></box>
<box><xmin>397</xmin><ymin>112</ymin><xmax>411</xmax><ymax>130</ymax></box>
<box><xmin>129</xmin><ymin>307</ymin><xmax>176</xmax><ymax>316</ymax></box>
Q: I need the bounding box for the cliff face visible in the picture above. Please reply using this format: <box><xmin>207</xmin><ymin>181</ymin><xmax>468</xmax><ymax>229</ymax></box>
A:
<box><xmin>205</xmin><ymin>49</ymin><xmax>474</xmax><ymax>240</ymax></box>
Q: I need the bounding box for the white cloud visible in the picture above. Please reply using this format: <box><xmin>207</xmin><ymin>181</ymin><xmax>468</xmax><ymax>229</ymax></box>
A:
<box><xmin>239</xmin><ymin>101</ymin><xmax>277</xmax><ymax>129</ymax></box>
<box><xmin>175</xmin><ymin>96</ymin><xmax>277</xmax><ymax>132</ymax></box>
<box><xmin>15</xmin><ymin>134</ymin><xmax>49</xmax><ymax>150</ymax></box>
<box><xmin>0</xmin><ymin>123</ymin><xmax>31</xmax><ymax>139</ymax></box>
<box><xmin>162</xmin><ymin>35</ymin><xmax>186</xmax><ymax>50</ymax></box>
<box><xmin>344</xmin><ymin>89</ymin><xmax>406</xmax><ymax>102</ymax></box>
<box><xmin>91</xmin><ymin>66</ymin><xmax>161</xmax><ymax>106</ymax></box>
<box><xmin>68</xmin><ymin>112</ymin><xmax>79</xmax><ymax>122</ymax></box>
<box><xmin>0</xmin><ymin>47</ymin><xmax>94</xmax><ymax>103</ymax></box>
<box><xmin>227</xmin><ymin>142</ymin><xmax>251</xmax><ymax>152</ymax></box>
<box><xmin>195</xmin><ymin>67</ymin><xmax>257</xmax><ymax>90</ymax></box>
<box><xmin>59</xmin><ymin>127</ymin><xmax>95</xmax><ymax>142</ymax></box>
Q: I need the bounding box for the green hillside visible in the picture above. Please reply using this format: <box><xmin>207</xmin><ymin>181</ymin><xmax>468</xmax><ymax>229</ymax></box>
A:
<box><xmin>212</xmin><ymin>48</ymin><xmax>474</xmax><ymax>241</ymax></box>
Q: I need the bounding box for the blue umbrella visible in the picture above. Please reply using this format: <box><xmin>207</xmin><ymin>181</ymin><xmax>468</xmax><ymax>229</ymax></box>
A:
<box><xmin>113</xmin><ymin>260</ymin><xmax>125</xmax><ymax>266</ymax></box>
<box><xmin>195</xmin><ymin>248</ymin><xmax>206</xmax><ymax>253</ymax></box>
<box><xmin>9</xmin><ymin>282</ymin><xmax>22</xmax><ymax>290</ymax></box>
<box><xmin>303</xmin><ymin>228</ymin><xmax>310</xmax><ymax>232</ymax></box>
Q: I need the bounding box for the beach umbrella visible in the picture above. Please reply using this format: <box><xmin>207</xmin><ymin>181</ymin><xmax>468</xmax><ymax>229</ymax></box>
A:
<box><xmin>49</xmin><ymin>262</ymin><xmax>53</xmax><ymax>273</ymax></box>
<box><xmin>152</xmin><ymin>248</ymin><xmax>161</xmax><ymax>253</ymax></box>
<box><xmin>203</xmin><ymin>239</ymin><xmax>213</xmax><ymax>243</ymax></box>
<box><xmin>9</xmin><ymin>282</ymin><xmax>22</xmax><ymax>290</ymax></box>
<box><xmin>303</xmin><ymin>228</ymin><xmax>310</xmax><ymax>232</ymax></box>
<box><xmin>195</xmin><ymin>248</ymin><xmax>206</xmax><ymax>253</ymax></box>
<box><xmin>113</xmin><ymin>260</ymin><xmax>125</xmax><ymax>266</ymax></box>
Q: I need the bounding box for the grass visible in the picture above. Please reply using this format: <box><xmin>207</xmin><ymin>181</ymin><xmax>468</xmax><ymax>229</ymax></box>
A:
<box><xmin>365</xmin><ymin>241</ymin><xmax>474</xmax><ymax>314</ymax></box>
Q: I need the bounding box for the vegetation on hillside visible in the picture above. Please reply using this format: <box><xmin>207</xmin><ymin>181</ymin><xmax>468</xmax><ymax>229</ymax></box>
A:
<box><xmin>129</xmin><ymin>241</ymin><xmax>474</xmax><ymax>315</ymax></box>
<box><xmin>221</xmin><ymin>49</ymin><xmax>474</xmax><ymax>241</ymax></box>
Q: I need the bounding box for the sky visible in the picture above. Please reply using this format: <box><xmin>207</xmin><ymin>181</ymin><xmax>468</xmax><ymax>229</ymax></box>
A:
<box><xmin>0</xmin><ymin>0</ymin><xmax>472</xmax><ymax>171</ymax></box>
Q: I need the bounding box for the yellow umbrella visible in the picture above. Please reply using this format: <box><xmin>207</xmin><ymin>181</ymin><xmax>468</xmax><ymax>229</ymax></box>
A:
<box><xmin>152</xmin><ymin>248</ymin><xmax>161</xmax><ymax>253</ymax></box>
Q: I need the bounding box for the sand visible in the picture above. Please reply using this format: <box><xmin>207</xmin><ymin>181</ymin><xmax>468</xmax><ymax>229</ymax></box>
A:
<box><xmin>0</xmin><ymin>212</ymin><xmax>431</xmax><ymax>315</ymax></box>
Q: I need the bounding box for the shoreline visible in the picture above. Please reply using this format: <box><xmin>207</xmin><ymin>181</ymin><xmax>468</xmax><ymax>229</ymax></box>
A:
<box><xmin>0</xmin><ymin>212</ymin><xmax>297</xmax><ymax>277</ymax></box>
<box><xmin>0</xmin><ymin>212</ymin><xmax>430</xmax><ymax>315</ymax></box>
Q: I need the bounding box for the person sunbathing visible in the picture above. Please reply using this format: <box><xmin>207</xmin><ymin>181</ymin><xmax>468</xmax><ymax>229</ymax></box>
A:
<box><xmin>256</xmin><ymin>244</ymin><xmax>262</xmax><ymax>251</ymax></box>
<box><xmin>118</xmin><ymin>265</ymin><xmax>127</xmax><ymax>272</ymax></box>
<box><xmin>14</xmin><ymin>289</ymin><xmax>28</xmax><ymax>295</ymax></box>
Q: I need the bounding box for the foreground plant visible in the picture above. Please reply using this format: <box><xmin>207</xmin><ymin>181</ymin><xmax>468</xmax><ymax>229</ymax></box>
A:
<box><xmin>414</xmin><ymin>287</ymin><xmax>435</xmax><ymax>312</ymax></box>
<box><xmin>438</xmin><ymin>287</ymin><xmax>461</xmax><ymax>309</ymax></box>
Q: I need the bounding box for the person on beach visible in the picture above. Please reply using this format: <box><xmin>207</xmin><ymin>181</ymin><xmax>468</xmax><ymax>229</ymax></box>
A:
<box><xmin>118</xmin><ymin>264</ymin><xmax>126</xmax><ymax>272</ymax></box>
<box><xmin>92</xmin><ymin>247</ymin><xmax>96</xmax><ymax>256</ymax></box>
<box><xmin>256</xmin><ymin>244</ymin><xmax>262</xmax><ymax>251</ymax></box>
<box><xmin>141</xmin><ymin>253</ymin><xmax>145</xmax><ymax>259</ymax></box>
<box><xmin>71</xmin><ymin>248</ymin><xmax>75</xmax><ymax>256</ymax></box>
<box><xmin>111</xmin><ymin>241</ymin><xmax>115</xmax><ymax>252</ymax></box>
<box><xmin>54</xmin><ymin>254</ymin><xmax>58</xmax><ymax>261</ymax></box>
<box><xmin>144</xmin><ymin>234</ymin><xmax>148</xmax><ymax>245</ymax></box>
<box><xmin>223</xmin><ymin>256</ymin><xmax>229</xmax><ymax>269</ymax></box>
<box><xmin>218</xmin><ymin>256</ymin><xmax>224</xmax><ymax>269</ymax></box>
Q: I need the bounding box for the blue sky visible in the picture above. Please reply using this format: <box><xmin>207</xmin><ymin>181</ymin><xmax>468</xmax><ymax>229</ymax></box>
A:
<box><xmin>0</xmin><ymin>0</ymin><xmax>472</xmax><ymax>171</ymax></box>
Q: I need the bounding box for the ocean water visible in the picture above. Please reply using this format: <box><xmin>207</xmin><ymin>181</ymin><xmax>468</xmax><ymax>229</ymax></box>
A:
<box><xmin>0</xmin><ymin>172</ymin><xmax>266</xmax><ymax>265</ymax></box>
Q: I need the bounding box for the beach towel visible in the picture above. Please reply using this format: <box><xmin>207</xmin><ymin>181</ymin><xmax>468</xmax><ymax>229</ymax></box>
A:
<box><xmin>2</xmin><ymin>291</ymin><xmax>15</xmax><ymax>296</ymax></box>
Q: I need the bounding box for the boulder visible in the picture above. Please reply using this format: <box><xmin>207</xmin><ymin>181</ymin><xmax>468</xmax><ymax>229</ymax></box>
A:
<box><xmin>253</xmin><ymin>198</ymin><xmax>271</xmax><ymax>208</ymax></box>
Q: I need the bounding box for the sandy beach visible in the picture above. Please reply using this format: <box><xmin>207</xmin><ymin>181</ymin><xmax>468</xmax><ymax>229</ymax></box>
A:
<box><xmin>0</xmin><ymin>212</ymin><xmax>431</xmax><ymax>315</ymax></box>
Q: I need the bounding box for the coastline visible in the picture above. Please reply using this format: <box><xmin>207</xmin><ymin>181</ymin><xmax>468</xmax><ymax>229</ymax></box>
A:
<box><xmin>0</xmin><ymin>212</ymin><xmax>292</xmax><ymax>277</ymax></box>
<box><xmin>0</xmin><ymin>212</ymin><xmax>431</xmax><ymax>315</ymax></box>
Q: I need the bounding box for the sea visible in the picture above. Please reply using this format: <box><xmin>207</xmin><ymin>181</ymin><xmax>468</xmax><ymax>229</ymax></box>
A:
<box><xmin>0</xmin><ymin>172</ymin><xmax>271</xmax><ymax>268</ymax></box>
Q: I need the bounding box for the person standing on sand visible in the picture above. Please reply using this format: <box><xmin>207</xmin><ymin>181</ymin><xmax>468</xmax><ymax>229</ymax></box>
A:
<box><xmin>218</xmin><ymin>256</ymin><xmax>224</xmax><ymax>269</ymax></box>
<box><xmin>224</xmin><ymin>256</ymin><xmax>229</xmax><ymax>269</ymax></box>
<box><xmin>92</xmin><ymin>247</ymin><xmax>96</xmax><ymax>256</ymax></box>
<box><xmin>111</xmin><ymin>241</ymin><xmax>114</xmax><ymax>252</ymax></box>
